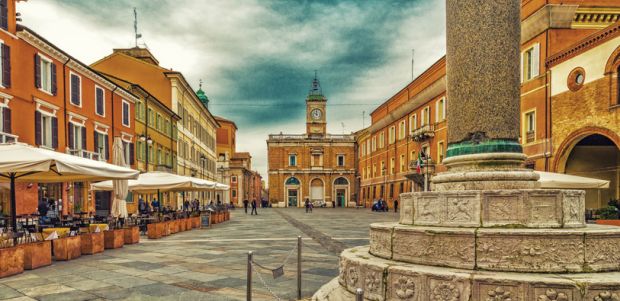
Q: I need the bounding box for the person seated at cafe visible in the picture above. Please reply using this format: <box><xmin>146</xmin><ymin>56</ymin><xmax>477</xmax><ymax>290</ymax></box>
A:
<box><xmin>151</xmin><ymin>198</ymin><xmax>160</xmax><ymax>212</ymax></box>
<box><xmin>138</xmin><ymin>197</ymin><xmax>148</xmax><ymax>214</ymax></box>
<box><xmin>183</xmin><ymin>200</ymin><xmax>190</xmax><ymax>211</ymax></box>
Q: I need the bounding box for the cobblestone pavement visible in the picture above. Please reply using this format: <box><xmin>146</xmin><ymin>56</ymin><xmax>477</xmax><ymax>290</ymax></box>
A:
<box><xmin>0</xmin><ymin>208</ymin><xmax>398</xmax><ymax>301</ymax></box>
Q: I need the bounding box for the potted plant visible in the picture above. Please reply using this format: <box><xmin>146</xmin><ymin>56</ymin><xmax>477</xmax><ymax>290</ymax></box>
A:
<box><xmin>22</xmin><ymin>235</ymin><xmax>52</xmax><ymax>270</ymax></box>
<box><xmin>53</xmin><ymin>234</ymin><xmax>82</xmax><ymax>261</ymax></box>
<box><xmin>596</xmin><ymin>200</ymin><xmax>620</xmax><ymax>226</ymax></box>
<box><xmin>104</xmin><ymin>223</ymin><xmax>125</xmax><ymax>249</ymax></box>
<box><xmin>0</xmin><ymin>240</ymin><xmax>24</xmax><ymax>278</ymax></box>
<box><xmin>80</xmin><ymin>230</ymin><xmax>104</xmax><ymax>255</ymax></box>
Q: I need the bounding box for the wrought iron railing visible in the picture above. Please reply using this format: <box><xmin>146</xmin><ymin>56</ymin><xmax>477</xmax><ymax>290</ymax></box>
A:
<box><xmin>411</xmin><ymin>124</ymin><xmax>435</xmax><ymax>141</ymax></box>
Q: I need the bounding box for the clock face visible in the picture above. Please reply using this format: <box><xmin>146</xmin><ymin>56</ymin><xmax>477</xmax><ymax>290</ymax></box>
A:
<box><xmin>311</xmin><ymin>109</ymin><xmax>322</xmax><ymax>120</ymax></box>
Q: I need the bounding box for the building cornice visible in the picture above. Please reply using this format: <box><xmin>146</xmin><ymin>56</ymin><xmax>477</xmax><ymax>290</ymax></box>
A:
<box><xmin>572</xmin><ymin>7</ymin><xmax>620</xmax><ymax>30</ymax></box>
<box><xmin>16</xmin><ymin>30</ymin><xmax>69</xmax><ymax>62</ymax></box>
<box><xmin>547</xmin><ymin>20</ymin><xmax>620</xmax><ymax>67</ymax></box>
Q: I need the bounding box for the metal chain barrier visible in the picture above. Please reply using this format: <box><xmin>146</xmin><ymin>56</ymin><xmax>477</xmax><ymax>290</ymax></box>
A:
<box><xmin>251</xmin><ymin>260</ymin><xmax>283</xmax><ymax>301</ymax></box>
<box><xmin>247</xmin><ymin>236</ymin><xmax>303</xmax><ymax>301</ymax></box>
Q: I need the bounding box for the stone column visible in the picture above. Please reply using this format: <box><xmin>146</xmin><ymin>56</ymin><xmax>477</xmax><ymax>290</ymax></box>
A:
<box><xmin>434</xmin><ymin>0</ymin><xmax>538</xmax><ymax>190</ymax></box>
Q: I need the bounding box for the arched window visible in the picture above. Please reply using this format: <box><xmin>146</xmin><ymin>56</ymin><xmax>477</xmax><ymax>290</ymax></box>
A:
<box><xmin>617</xmin><ymin>64</ymin><xmax>620</xmax><ymax>104</ymax></box>
<box><xmin>285</xmin><ymin>177</ymin><xmax>300</xmax><ymax>185</ymax></box>
<box><xmin>334</xmin><ymin>177</ymin><xmax>349</xmax><ymax>185</ymax></box>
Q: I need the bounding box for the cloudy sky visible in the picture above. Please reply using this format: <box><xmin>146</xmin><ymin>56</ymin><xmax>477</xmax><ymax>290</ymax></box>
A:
<box><xmin>18</xmin><ymin>0</ymin><xmax>446</xmax><ymax>181</ymax></box>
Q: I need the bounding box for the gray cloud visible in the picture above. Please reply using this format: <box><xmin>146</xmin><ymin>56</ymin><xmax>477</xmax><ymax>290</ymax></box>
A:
<box><xmin>17</xmin><ymin>0</ymin><xmax>445</xmax><ymax>182</ymax></box>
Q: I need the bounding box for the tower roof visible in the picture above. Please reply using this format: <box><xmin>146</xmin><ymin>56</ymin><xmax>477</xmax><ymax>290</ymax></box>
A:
<box><xmin>196</xmin><ymin>79</ymin><xmax>209</xmax><ymax>106</ymax></box>
<box><xmin>307</xmin><ymin>71</ymin><xmax>326</xmax><ymax>101</ymax></box>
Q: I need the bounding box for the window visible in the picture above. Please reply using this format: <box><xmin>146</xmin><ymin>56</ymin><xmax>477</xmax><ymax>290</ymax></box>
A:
<box><xmin>421</xmin><ymin>107</ymin><xmax>430</xmax><ymax>126</ymax></box>
<box><xmin>337</xmin><ymin>155</ymin><xmax>345</xmax><ymax>167</ymax></box>
<box><xmin>436</xmin><ymin>98</ymin><xmax>446</xmax><ymax>121</ymax></box>
<box><xmin>438</xmin><ymin>141</ymin><xmax>444</xmax><ymax>164</ymax></box>
<box><xmin>231</xmin><ymin>176</ymin><xmax>237</xmax><ymax>183</ymax></box>
<box><xmin>421</xmin><ymin>145</ymin><xmax>430</xmax><ymax>160</ymax></box>
<box><xmin>617</xmin><ymin>65</ymin><xmax>620</xmax><ymax>104</ymax></box>
<box><xmin>232</xmin><ymin>189</ymin><xmax>237</xmax><ymax>198</ymax></box>
<box><xmin>0</xmin><ymin>42</ymin><xmax>10</xmax><ymax>88</ymax></box>
<box><xmin>289</xmin><ymin>154</ymin><xmax>297</xmax><ymax>166</ymax></box>
<box><xmin>524</xmin><ymin>111</ymin><xmax>535</xmax><ymax>143</ymax></box>
<box><xmin>399</xmin><ymin>120</ymin><xmax>406</xmax><ymax>140</ymax></box>
<box><xmin>0</xmin><ymin>106</ymin><xmax>9</xmax><ymax>135</ymax></box>
<box><xmin>94</xmin><ymin>131</ymin><xmax>108</xmax><ymax>160</ymax></box>
<box><xmin>35</xmin><ymin>111</ymin><xmax>57</xmax><ymax>149</ymax></box>
<box><xmin>35</xmin><ymin>54</ymin><xmax>56</xmax><ymax>95</ymax></box>
<box><xmin>379</xmin><ymin>131</ymin><xmax>385</xmax><ymax>148</ymax></box>
<box><xmin>380</xmin><ymin>161</ymin><xmax>385</xmax><ymax>176</ymax></box>
<box><xmin>0</xmin><ymin>0</ymin><xmax>8</xmax><ymax>30</ymax></box>
<box><xmin>123</xmin><ymin>141</ymin><xmax>134</xmax><ymax>165</ymax></box>
<box><xmin>390</xmin><ymin>157</ymin><xmax>395</xmax><ymax>174</ymax></box>
<box><xmin>147</xmin><ymin>108</ymin><xmax>153</xmax><ymax>126</ymax></box>
<box><xmin>371</xmin><ymin>136</ymin><xmax>376</xmax><ymax>151</ymax></box>
<box><xmin>68</xmin><ymin>123</ymin><xmax>85</xmax><ymax>150</ymax></box>
<box><xmin>521</xmin><ymin>43</ymin><xmax>540</xmax><ymax>82</ymax></box>
<box><xmin>373</xmin><ymin>164</ymin><xmax>377</xmax><ymax>177</ymax></box>
<box><xmin>156</xmin><ymin>114</ymin><xmax>162</xmax><ymax>131</ymax></box>
<box><xmin>389</xmin><ymin>126</ymin><xmax>395</xmax><ymax>144</ymax></box>
<box><xmin>70</xmin><ymin>72</ymin><xmax>81</xmax><ymax>106</ymax></box>
<box><xmin>366</xmin><ymin>140</ymin><xmax>371</xmax><ymax>155</ymax></box>
<box><xmin>122</xmin><ymin>100</ymin><xmax>130</xmax><ymax>127</ymax></box>
<box><xmin>95</xmin><ymin>86</ymin><xmax>104</xmax><ymax>116</ymax></box>
<box><xmin>400</xmin><ymin>154</ymin><xmax>405</xmax><ymax>172</ymax></box>
<box><xmin>410</xmin><ymin>114</ymin><xmax>417</xmax><ymax>133</ymax></box>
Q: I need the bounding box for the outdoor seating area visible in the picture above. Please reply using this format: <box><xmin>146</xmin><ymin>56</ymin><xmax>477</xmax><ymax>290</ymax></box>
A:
<box><xmin>0</xmin><ymin>143</ymin><xmax>231</xmax><ymax>280</ymax></box>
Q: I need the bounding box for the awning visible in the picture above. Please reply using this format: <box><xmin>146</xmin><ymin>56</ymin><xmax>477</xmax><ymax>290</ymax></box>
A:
<box><xmin>90</xmin><ymin>171</ymin><xmax>216</xmax><ymax>192</ymax></box>
<box><xmin>0</xmin><ymin>143</ymin><xmax>139</xmax><ymax>183</ymax></box>
<box><xmin>535</xmin><ymin>171</ymin><xmax>610</xmax><ymax>189</ymax></box>
<box><xmin>214</xmin><ymin>183</ymin><xmax>230</xmax><ymax>191</ymax></box>
<box><xmin>0</xmin><ymin>143</ymin><xmax>139</xmax><ymax>229</ymax></box>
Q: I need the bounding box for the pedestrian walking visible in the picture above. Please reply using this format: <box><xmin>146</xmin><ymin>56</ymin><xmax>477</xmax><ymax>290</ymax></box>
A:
<box><xmin>394</xmin><ymin>199</ymin><xmax>399</xmax><ymax>213</ymax></box>
<box><xmin>305</xmin><ymin>198</ymin><xmax>312</xmax><ymax>213</ymax></box>
<box><xmin>251</xmin><ymin>199</ymin><xmax>258</xmax><ymax>215</ymax></box>
<box><xmin>243</xmin><ymin>199</ymin><xmax>249</xmax><ymax>214</ymax></box>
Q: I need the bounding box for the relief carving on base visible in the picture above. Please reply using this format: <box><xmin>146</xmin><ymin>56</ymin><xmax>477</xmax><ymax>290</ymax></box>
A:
<box><xmin>592</xmin><ymin>291</ymin><xmax>620</xmax><ymax>301</ymax></box>
<box><xmin>586</xmin><ymin>236</ymin><xmax>620</xmax><ymax>271</ymax></box>
<box><xmin>362</xmin><ymin>264</ymin><xmax>385</xmax><ymax>301</ymax></box>
<box><xmin>477</xmin><ymin>235</ymin><xmax>584</xmax><ymax>272</ymax></box>
<box><xmin>445</xmin><ymin>194</ymin><xmax>479</xmax><ymax>226</ymax></box>
<box><xmin>483</xmin><ymin>192</ymin><xmax>523</xmax><ymax>225</ymax></box>
<box><xmin>430</xmin><ymin>282</ymin><xmax>460</xmax><ymax>301</ymax></box>
<box><xmin>563</xmin><ymin>191</ymin><xmax>585</xmax><ymax>227</ymax></box>
<box><xmin>393</xmin><ymin>230</ymin><xmax>474</xmax><ymax>268</ymax></box>
<box><xmin>370</xmin><ymin>228</ymin><xmax>392</xmax><ymax>258</ymax></box>
<box><xmin>393</xmin><ymin>275</ymin><xmax>416</xmax><ymax>300</ymax></box>
<box><xmin>387</xmin><ymin>269</ymin><xmax>421</xmax><ymax>301</ymax></box>
<box><xmin>486</xmin><ymin>286</ymin><xmax>512</xmax><ymax>301</ymax></box>
<box><xmin>537</xmin><ymin>288</ymin><xmax>570</xmax><ymax>301</ymax></box>
<box><xmin>414</xmin><ymin>196</ymin><xmax>444</xmax><ymax>225</ymax></box>
<box><xmin>346</xmin><ymin>263</ymin><xmax>360</xmax><ymax>288</ymax></box>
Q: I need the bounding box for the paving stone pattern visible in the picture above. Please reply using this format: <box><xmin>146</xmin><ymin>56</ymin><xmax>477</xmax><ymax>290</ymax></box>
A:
<box><xmin>0</xmin><ymin>208</ymin><xmax>397</xmax><ymax>301</ymax></box>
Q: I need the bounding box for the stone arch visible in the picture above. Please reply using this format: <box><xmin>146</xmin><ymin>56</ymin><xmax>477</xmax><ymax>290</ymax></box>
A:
<box><xmin>554</xmin><ymin>126</ymin><xmax>620</xmax><ymax>173</ymax></box>
<box><xmin>284</xmin><ymin>176</ymin><xmax>301</xmax><ymax>207</ymax></box>
<box><xmin>604</xmin><ymin>45</ymin><xmax>620</xmax><ymax>75</ymax></box>
<box><xmin>333</xmin><ymin>177</ymin><xmax>350</xmax><ymax>207</ymax></box>
<box><xmin>309</xmin><ymin>178</ymin><xmax>325</xmax><ymax>203</ymax></box>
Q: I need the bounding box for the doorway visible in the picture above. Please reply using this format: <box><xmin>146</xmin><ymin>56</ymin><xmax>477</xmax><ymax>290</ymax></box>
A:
<box><xmin>287</xmin><ymin>189</ymin><xmax>298</xmax><ymax>207</ymax></box>
<box><xmin>336</xmin><ymin>189</ymin><xmax>346</xmax><ymax>207</ymax></box>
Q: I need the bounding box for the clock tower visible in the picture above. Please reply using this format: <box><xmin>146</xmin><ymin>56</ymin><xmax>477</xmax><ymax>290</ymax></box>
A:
<box><xmin>306</xmin><ymin>73</ymin><xmax>327</xmax><ymax>137</ymax></box>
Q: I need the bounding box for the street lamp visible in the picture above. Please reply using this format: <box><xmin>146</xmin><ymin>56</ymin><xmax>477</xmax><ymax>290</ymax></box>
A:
<box><xmin>139</xmin><ymin>134</ymin><xmax>153</xmax><ymax>172</ymax></box>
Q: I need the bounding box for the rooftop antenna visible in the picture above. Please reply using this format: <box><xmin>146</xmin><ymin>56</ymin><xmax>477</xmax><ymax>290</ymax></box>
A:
<box><xmin>411</xmin><ymin>49</ymin><xmax>415</xmax><ymax>80</ymax></box>
<box><xmin>133</xmin><ymin>8</ymin><xmax>142</xmax><ymax>47</ymax></box>
<box><xmin>341</xmin><ymin>122</ymin><xmax>345</xmax><ymax>134</ymax></box>
<box><xmin>362</xmin><ymin>111</ymin><xmax>366</xmax><ymax>128</ymax></box>
<box><xmin>199</xmin><ymin>79</ymin><xmax>203</xmax><ymax>90</ymax></box>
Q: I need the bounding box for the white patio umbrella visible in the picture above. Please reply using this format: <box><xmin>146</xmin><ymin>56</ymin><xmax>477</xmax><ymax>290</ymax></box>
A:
<box><xmin>0</xmin><ymin>143</ymin><xmax>139</xmax><ymax>230</ymax></box>
<box><xmin>214</xmin><ymin>183</ymin><xmax>230</xmax><ymax>191</ymax></box>
<box><xmin>535</xmin><ymin>171</ymin><xmax>610</xmax><ymax>189</ymax></box>
<box><xmin>91</xmin><ymin>171</ymin><xmax>215</xmax><ymax>192</ymax></box>
<box><xmin>111</xmin><ymin>137</ymin><xmax>129</xmax><ymax>218</ymax></box>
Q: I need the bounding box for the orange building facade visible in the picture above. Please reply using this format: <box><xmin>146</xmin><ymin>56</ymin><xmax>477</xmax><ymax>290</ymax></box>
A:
<box><xmin>0</xmin><ymin>0</ymin><xmax>137</xmax><ymax>217</ymax></box>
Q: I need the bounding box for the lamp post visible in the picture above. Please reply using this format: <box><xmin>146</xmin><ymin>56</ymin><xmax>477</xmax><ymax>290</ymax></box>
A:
<box><xmin>139</xmin><ymin>134</ymin><xmax>153</xmax><ymax>172</ymax></box>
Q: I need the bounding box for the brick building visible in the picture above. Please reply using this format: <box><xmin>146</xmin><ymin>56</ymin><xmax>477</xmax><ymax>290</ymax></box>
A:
<box><xmin>356</xmin><ymin>1</ymin><xmax>620</xmax><ymax>210</ymax></box>
<box><xmin>267</xmin><ymin>76</ymin><xmax>356</xmax><ymax>207</ymax></box>
<box><xmin>545</xmin><ymin>21</ymin><xmax>620</xmax><ymax>208</ymax></box>
<box><xmin>0</xmin><ymin>0</ymin><xmax>138</xmax><ymax>217</ymax></box>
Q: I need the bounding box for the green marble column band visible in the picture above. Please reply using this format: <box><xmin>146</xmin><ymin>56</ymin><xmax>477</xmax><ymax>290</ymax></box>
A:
<box><xmin>446</xmin><ymin>139</ymin><xmax>522</xmax><ymax>158</ymax></box>
<box><xmin>446</xmin><ymin>0</ymin><xmax>521</xmax><ymax>144</ymax></box>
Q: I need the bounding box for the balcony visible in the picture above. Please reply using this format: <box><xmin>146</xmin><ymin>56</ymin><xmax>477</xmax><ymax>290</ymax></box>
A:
<box><xmin>0</xmin><ymin>132</ymin><xmax>18</xmax><ymax>144</ymax></box>
<box><xmin>406</xmin><ymin>158</ymin><xmax>435</xmax><ymax>184</ymax></box>
<box><xmin>67</xmin><ymin>149</ymin><xmax>104</xmax><ymax>161</ymax></box>
<box><xmin>411</xmin><ymin>124</ymin><xmax>435</xmax><ymax>141</ymax></box>
<box><xmin>525</xmin><ymin>131</ymin><xmax>535</xmax><ymax>143</ymax></box>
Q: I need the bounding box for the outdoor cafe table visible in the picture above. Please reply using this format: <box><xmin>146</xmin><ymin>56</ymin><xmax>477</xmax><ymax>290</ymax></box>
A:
<box><xmin>42</xmin><ymin>228</ymin><xmax>70</xmax><ymax>239</ymax></box>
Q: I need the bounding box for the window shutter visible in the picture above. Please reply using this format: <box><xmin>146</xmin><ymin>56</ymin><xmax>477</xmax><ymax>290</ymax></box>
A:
<box><xmin>71</xmin><ymin>75</ymin><xmax>79</xmax><ymax>105</ymax></box>
<box><xmin>2</xmin><ymin>44</ymin><xmax>9</xmax><ymax>88</ymax></box>
<box><xmin>51</xmin><ymin>63</ymin><xmax>57</xmax><ymax>95</ymax></box>
<box><xmin>34</xmin><ymin>55</ymin><xmax>41</xmax><ymax>89</ymax></box>
<box><xmin>51</xmin><ymin>117</ymin><xmax>58</xmax><ymax>149</ymax></box>
<box><xmin>0</xmin><ymin>0</ymin><xmax>7</xmax><ymax>30</ymax></box>
<box><xmin>68</xmin><ymin>125</ymin><xmax>74</xmax><ymax>149</ymax></box>
<box><xmin>96</xmin><ymin>88</ymin><xmax>103</xmax><ymax>115</ymax></box>
<box><xmin>34</xmin><ymin>111</ymin><xmax>41</xmax><ymax>145</ymax></box>
<box><xmin>532</xmin><ymin>43</ymin><xmax>540</xmax><ymax>78</ymax></box>
<box><xmin>435</xmin><ymin>102</ymin><xmax>439</xmax><ymax>121</ymax></box>
<box><xmin>81</xmin><ymin>126</ymin><xmax>86</xmax><ymax>150</ymax></box>
<box><xmin>93</xmin><ymin>131</ymin><xmax>98</xmax><ymax>154</ymax></box>
<box><xmin>104</xmin><ymin>135</ymin><xmax>109</xmax><ymax>160</ymax></box>
<box><xmin>3</xmin><ymin>107</ymin><xmax>9</xmax><ymax>133</ymax></box>
<box><xmin>129</xmin><ymin>142</ymin><xmax>135</xmax><ymax>165</ymax></box>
